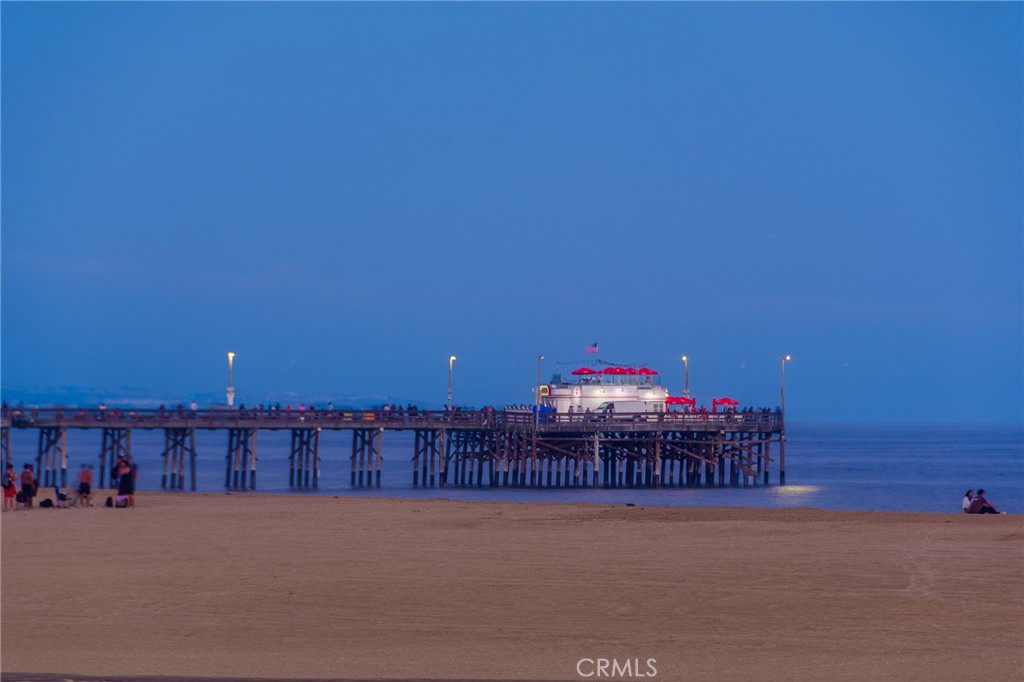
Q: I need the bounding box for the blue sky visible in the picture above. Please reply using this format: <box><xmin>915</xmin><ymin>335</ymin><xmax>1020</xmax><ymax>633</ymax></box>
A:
<box><xmin>2</xmin><ymin>2</ymin><xmax>1021</xmax><ymax>422</ymax></box>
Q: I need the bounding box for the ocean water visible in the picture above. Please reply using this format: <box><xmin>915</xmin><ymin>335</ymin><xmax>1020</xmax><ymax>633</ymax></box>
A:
<box><xmin>6</xmin><ymin>422</ymin><xmax>1022</xmax><ymax>513</ymax></box>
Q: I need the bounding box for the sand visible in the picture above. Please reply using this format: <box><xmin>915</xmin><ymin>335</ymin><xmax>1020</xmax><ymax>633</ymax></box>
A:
<box><xmin>1</xmin><ymin>493</ymin><xmax>1022</xmax><ymax>681</ymax></box>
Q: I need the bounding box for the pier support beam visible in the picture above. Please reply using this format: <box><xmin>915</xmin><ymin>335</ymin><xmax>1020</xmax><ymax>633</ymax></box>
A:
<box><xmin>438</xmin><ymin>430</ymin><xmax>449</xmax><ymax>486</ymax></box>
<box><xmin>99</xmin><ymin>428</ymin><xmax>131</xmax><ymax>489</ymax></box>
<box><xmin>411</xmin><ymin>430</ymin><xmax>440</xmax><ymax>483</ymax></box>
<box><xmin>226</xmin><ymin>428</ymin><xmax>257</xmax><ymax>490</ymax></box>
<box><xmin>290</xmin><ymin>428</ymin><xmax>321</xmax><ymax>489</ymax></box>
<box><xmin>779</xmin><ymin>431</ymin><xmax>786</xmax><ymax>485</ymax></box>
<box><xmin>161</xmin><ymin>428</ymin><xmax>197</xmax><ymax>491</ymax></box>
<box><xmin>36</xmin><ymin>427</ymin><xmax>68</xmax><ymax>488</ymax></box>
<box><xmin>350</xmin><ymin>429</ymin><xmax>382</xmax><ymax>488</ymax></box>
<box><xmin>654</xmin><ymin>437</ymin><xmax>662</xmax><ymax>488</ymax></box>
<box><xmin>438</xmin><ymin>430</ymin><xmax>496</xmax><ymax>488</ymax></box>
<box><xmin>413</xmin><ymin>430</ymin><xmax>442</xmax><ymax>487</ymax></box>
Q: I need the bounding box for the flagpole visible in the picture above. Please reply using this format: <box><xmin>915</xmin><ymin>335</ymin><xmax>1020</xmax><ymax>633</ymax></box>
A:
<box><xmin>535</xmin><ymin>354</ymin><xmax>544</xmax><ymax>430</ymax></box>
<box><xmin>681</xmin><ymin>355</ymin><xmax>689</xmax><ymax>397</ymax></box>
<box><xmin>447</xmin><ymin>355</ymin><xmax>457</xmax><ymax>410</ymax></box>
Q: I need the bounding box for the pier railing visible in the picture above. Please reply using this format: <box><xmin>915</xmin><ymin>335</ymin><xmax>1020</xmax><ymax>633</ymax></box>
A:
<box><xmin>1</xmin><ymin>407</ymin><xmax>782</xmax><ymax>432</ymax></box>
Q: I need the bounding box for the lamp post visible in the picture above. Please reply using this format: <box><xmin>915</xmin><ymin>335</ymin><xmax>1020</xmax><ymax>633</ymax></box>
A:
<box><xmin>779</xmin><ymin>354</ymin><xmax>791</xmax><ymax>486</ymax></box>
<box><xmin>681</xmin><ymin>355</ymin><xmax>689</xmax><ymax>397</ymax></box>
<box><xmin>535</xmin><ymin>354</ymin><xmax>544</xmax><ymax>428</ymax></box>
<box><xmin>226</xmin><ymin>351</ymin><xmax>236</xmax><ymax>407</ymax></box>
<box><xmin>779</xmin><ymin>354</ymin><xmax>791</xmax><ymax>413</ymax></box>
<box><xmin>447</xmin><ymin>355</ymin><xmax>457</xmax><ymax>410</ymax></box>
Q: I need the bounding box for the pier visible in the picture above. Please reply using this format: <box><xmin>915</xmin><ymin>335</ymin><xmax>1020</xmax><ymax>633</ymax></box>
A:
<box><xmin>0</xmin><ymin>406</ymin><xmax>786</xmax><ymax>491</ymax></box>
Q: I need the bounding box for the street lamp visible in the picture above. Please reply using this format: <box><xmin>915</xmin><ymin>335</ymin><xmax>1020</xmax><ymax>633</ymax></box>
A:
<box><xmin>535</xmin><ymin>354</ymin><xmax>544</xmax><ymax>427</ymax></box>
<box><xmin>681</xmin><ymin>355</ymin><xmax>689</xmax><ymax>397</ymax></box>
<box><xmin>226</xmin><ymin>351</ymin><xmax>236</xmax><ymax>407</ymax></box>
<box><xmin>447</xmin><ymin>355</ymin><xmax>457</xmax><ymax>410</ymax></box>
<box><xmin>779</xmin><ymin>354</ymin><xmax>791</xmax><ymax>486</ymax></box>
<box><xmin>779</xmin><ymin>354</ymin><xmax>791</xmax><ymax>413</ymax></box>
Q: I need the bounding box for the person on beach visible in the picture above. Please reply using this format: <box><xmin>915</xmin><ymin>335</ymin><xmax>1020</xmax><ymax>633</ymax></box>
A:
<box><xmin>3</xmin><ymin>464</ymin><xmax>17</xmax><ymax>511</ymax></box>
<box><xmin>967</xmin><ymin>489</ymin><xmax>1001</xmax><ymax>514</ymax></box>
<box><xmin>116</xmin><ymin>457</ymin><xmax>132</xmax><ymax>505</ymax></box>
<box><xmin>128</xmin><ymin>462</ymin><xmax>139</xmax><ymax>507</ymax></box>
<box><xmin>962</xmin><ymin>489</ymin><xmax>974</xmax><ymax>513</ymax></box>
<box><xmin>113</xmin><ymin>455</ymin><xmax>126</xmax><ymax>487</ymax></box>
<box><xmin>19</xmin><ymin>463</ymin><xmax>37</xmax><ymax>508</ymax></box>
<box><xmin>77</xmin><ymin>464</ymin><xmax>93</xmax><ymax>507</ymax></box>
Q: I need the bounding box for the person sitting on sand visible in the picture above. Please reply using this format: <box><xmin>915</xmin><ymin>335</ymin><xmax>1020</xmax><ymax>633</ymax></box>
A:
<box><xmin>962</xmin><ymin>489</ymin><xmax>974</xmax><ymax>513</ymax></box>
<box><xmin>967</xmin><ymin>489</ymin><xmax>1001</xmax><ymax>514</ymax></box>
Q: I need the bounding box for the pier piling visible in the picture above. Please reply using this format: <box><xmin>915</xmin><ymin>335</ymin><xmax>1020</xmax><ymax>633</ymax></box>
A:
<box><xmin>3</xmin><ymin>407</ymin><xmax>784</xmax><ymax>493</ymax></box>
<box><xmin>161</xmin><ymin>428</ymin><xmax>196</xmax><ymax>491</ymax></box>
<box><xmin>226</xmin><ymin>428</ymin><xmax>256</xmax><ymax>490</ymax></box>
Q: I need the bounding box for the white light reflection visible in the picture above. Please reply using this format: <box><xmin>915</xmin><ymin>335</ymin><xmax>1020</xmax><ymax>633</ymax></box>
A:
<box><xmin>769</xmin><ymin>484</ymin><xmax>823</xmax><ymax>496</ymax></box>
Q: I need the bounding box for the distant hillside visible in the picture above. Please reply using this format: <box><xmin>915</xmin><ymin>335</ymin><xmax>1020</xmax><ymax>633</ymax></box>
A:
<box><xmin>0</xmin><ymin>385</ymin><xmax>426</xmax><ymax>410</ymax></box>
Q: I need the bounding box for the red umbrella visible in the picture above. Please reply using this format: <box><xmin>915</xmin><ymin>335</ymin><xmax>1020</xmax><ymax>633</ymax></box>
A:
<box><xmin>637</xmin><ymin>367</ymin><xmax>659</xmax><ymax>376</ymax></box>
<box><xmin>571</xmin><ymin>367</ymin><xmax>598</xmax><ymax>375</ymax></box>
<box><xmin>601</xmin><ymin>366</ymin><xmax>626</xmax><ymax>374</ymax></box>
<box><xmin>666</xmin><ymin>396</ymin><xmax>696</xmax><ymax>405</ymax></box>
<box><xmin>623</xmin><ymin>367</ymin><xmax>638</xmax><ymax>375</ymax></box>
<box><xmin>713</xmin><ymin>397</ymin><xmax>740</xmax><ymax>407</ymax></box>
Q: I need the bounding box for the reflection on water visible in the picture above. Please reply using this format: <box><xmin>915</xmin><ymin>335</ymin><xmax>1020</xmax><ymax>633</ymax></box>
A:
<box><xmin>768</xmin><ymin>484</ymin><xmax>823</xmax><ymax>497</ymax></box>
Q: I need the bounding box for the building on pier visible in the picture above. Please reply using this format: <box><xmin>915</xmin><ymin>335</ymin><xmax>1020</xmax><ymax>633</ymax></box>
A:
<box><xmin>540</xmin><ymin>364</ymin><xmax>669</xmax><ymax>414</ymax></box>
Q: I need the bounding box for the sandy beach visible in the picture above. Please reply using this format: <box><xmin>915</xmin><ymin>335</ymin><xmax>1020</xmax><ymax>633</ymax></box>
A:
<box><xmin>1</xmin><ymin>493</ymin><xmax>1021</xmax><ymax>681</ymax></box>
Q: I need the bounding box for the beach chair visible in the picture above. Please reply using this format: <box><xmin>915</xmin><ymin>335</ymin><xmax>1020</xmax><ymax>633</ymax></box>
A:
<box><xmin>53</xmin><ymin>486</ymin><xmax>72</xmax><ymax>509</ymax></box>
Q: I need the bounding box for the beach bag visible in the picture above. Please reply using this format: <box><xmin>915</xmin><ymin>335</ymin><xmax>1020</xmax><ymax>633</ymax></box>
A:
<box><xmin>16</xmin><ymin>491</ymin><xmax>27</xmax><ymax>504</ymax></box>
<box><xmin>1</xmin><ymin>473</ymin><xmax>12</xmax><ymax>489</ymax></box>
<box><xmin>115</xmin><ymin>495</ymin><xmax>129</xmax><ymax>508</ymax></box>
<box><xmin>105</xmin><ymin>496</ymin><xmax>114</xmax><ymax>507</ymax></box>
<box><xmin>39</xmin><ymin>498</ymin><xmax>54</xmax><ymax>508</ymax></box>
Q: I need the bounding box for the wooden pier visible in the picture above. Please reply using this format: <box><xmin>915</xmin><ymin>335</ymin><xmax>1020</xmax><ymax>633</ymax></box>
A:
<box><xmin>0</xmin><ymin>406</ymin><xmax>786</xmax><ymax>491</ymax></box>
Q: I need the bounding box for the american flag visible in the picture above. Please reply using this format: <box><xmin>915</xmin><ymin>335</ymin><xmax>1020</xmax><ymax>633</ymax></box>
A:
<box><xmin>585</xmin><ymin>342</ymin><xmax>599</xmax><ymax>354</ymax></box>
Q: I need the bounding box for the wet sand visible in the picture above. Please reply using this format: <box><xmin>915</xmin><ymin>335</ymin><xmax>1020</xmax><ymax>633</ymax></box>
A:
<box><xmin>2</xmin><ymin>493</ymin><xmax>1021</xmax><ymax>681</ymax></box>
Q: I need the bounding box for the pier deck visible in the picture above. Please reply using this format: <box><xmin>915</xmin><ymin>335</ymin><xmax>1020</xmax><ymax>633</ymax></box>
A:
<box><xmin>1</xmin><ymin>407</ymin><xmax>786</xmax><ymax>491</ymax></box>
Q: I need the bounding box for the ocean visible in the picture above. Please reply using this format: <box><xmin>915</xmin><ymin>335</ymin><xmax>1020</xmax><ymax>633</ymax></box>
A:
<box><xmin>6</xmin><ymin>422</ymin><xmax>1022</xmax><ymax>513</ymax></box>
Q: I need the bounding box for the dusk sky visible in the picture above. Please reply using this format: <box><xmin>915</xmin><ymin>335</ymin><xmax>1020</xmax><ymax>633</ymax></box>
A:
<box><xmin>2</xmin><ymin>2</ymin><xmax>1021</xmax><ymax>423</ymax></box>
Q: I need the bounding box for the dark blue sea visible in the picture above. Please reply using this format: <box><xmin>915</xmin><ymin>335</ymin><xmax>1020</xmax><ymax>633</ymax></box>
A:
<box><xmin>7</xmin><ymin>422</ymin><xmax>1022</xmax><ymax>513</ymax></box>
